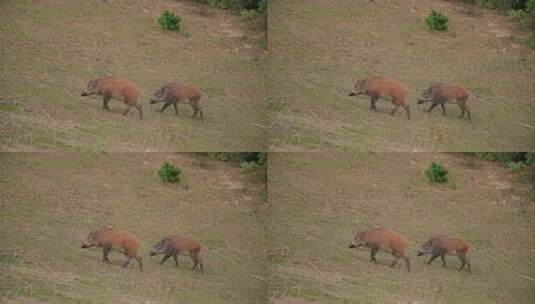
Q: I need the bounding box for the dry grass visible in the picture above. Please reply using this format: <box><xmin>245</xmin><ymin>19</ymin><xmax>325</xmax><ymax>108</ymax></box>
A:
<box><xmin>0</xmin><ymin>0</ymin><xmax>267</xmax><ymax>151</ymax></box>
<box><xmin>268</xmin><ymin>152</ymin><xmax>535</xmax><ymax>303</ymax></box>
<box><xmin>268</xmin><ymin>0</ymin><xmax>535</xmax><ymax>151</ymax></box>
<box><xmin>0</xmin><ymin>153</ymin><xmax>269</xmax><ymax>303</ymax></box>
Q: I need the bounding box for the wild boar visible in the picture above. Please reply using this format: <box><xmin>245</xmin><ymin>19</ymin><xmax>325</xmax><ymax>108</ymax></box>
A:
<box><xmin>349</xmin><ymin>76</ymin><xmax>411</xmax><ymax>119</ymax></box>
<box><xmin>81</xmin><ymin>228</ymin><xmax>143</xmax><ymax>271</ymax></box>
<box><xmin>349</xmin><ymin>228</ymin><xmax>411</xmax><ymax>271</ymax></box>
<box><xmin>150</xmin><ymin>236</ymin><xmax>204</xmax><ymax>273</ymax></box>
<box><xmin>81</xmin><ymin>76</ymin><xmax>143</xmax><ymax>119</ymax></box>
<box><xmin>150</xmin><ymin>83</ymin><xmax>204</xmax><ymax>122</ymax></box>
<box><xmin>417</xmin><ymin>235</ymin><xmax>471</xmax><ymax>273</ymax></box>
<box><xmin>417</xmin><ymin>83</ymin><xmax>471</xmax><ymax>122</ymax></box>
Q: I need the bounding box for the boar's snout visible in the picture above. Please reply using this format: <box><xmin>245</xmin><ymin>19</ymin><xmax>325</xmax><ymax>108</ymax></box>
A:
<box><xmin>149</xmin><ymin>249</ymin><xmax>158</xmax><ymax>256</ymax></box>
<box><xmin>80</xmin><ymin>91</ymin><xmax>88</xmax><ymax>97</ymax></box>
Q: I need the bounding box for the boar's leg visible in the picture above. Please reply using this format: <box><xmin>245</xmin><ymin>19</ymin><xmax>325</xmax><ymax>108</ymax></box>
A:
<box><xmin>403</xmin><ymin>256</ymin><xmax>411</xmax><ymax>272</ymax></box>
<box><xmin>465</xmin><ymin>107</ymin><xmax>472</xmax><ymax>123</ymax></box>
<box><xmin>390</xmin><ymin>104</ymin><xmax>400</xmax><ymax>116</ymax></box>
<box><xmin>440</xmin><ymin>103</ymin><xmax>446</xmax><ymax>116</ymax></box>
<box><xmin>427</xmin><ymin>253</ymin><xmax>439</xmax><ymax>265</ymax></box>
<box><xmin>135</xmin><ymin>104</ymin><xmax>143</xmax><ymax>120</ymax></box>
<box><xmin>458</xmin><ymin>256</ymin><xmax>471</xmax><ymax>274</ymax></box>
<box><xmin>122</xmin><ymin>255</ymin><xmax>133</xmax><ymax>268</ymax></box>
<box><xmin>191</xmin><ymin>255</ymin><xmax>203</xmax><ymax>273</ymax></box>
<box><xmin>390</xmin><ymin>256</ymin><xmax>400</xmax><ymax>268</ymax></box>
<box><xmin>427</xmin><ymin>102</ymin><xmax>439</xmax><ymax>113</ymax></box>
<box><xmin>173</xmin><ymin>253</ymin><xmax>179</xmax><ymax>267</ymax></box>
<box><xmin>402</xmin><ymin>104</ymin><xmax>411</xmax><ymax>120</ymax></box>
<box><xmin>440</xmin><ymin>254</ymin><xmax>446</xmax><ymax>267</ymax></box>
<box><xmin>159</xmin><ymin>253</ymin><xmax>172</xmax><ymax>265</ymax></box>
<box><xmin>192</xmin><ymin>105</ymin><xmax>204</xmax><ymax>122</ymax></box>
<box><xmin>102</xmin><ymin>248</ymin><xmax>111</xmax><ymax>263</ymax></box>
<box><xmin>173</xmin><ymin>104</ymin><xmax>179</xmax><ymax>115</ymax></box>
<box><xmin>160</xmin><ymin>102</ymin><xmax>172</xmax><ymax>113</ymax></box>
<box><xmin>136</xmin><ymin>256</ymin><xmax>143</xmax><ymax>271</ymax></box>
<box><xmin>102</xmin><ymin>96</ymin><xmax>111</xmax><ymax>111</ymax></box>
<box><xmin>370</xmin><ymin>248</ymin><xmax>379</xmax><ymax>263</ymax></box>
<box><xmin>122</xmin><ymin>105</ymin><xmax>132</xmax><ymax>116</ymax></box>
<box><xmin>370</xmin><ymin>96</ymin><xmax>378</xmax><ymax>111</ymax></box>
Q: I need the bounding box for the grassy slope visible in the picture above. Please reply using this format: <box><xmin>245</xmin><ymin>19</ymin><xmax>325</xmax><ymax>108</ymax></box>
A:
<box><xmin>268</xmin><ymin>0</ymin><xmax>535</xmax><ymax>151</ymax></box>
<box><xmin>0</xmin><ymin>153</ymin><xmax>269</xmax><ymax>304</ymax></box>
<box><xmin>269</xmin><ymin>153</ymin><xmax>535</xmax><ymax>304</ymax></box>
<box><xmin>0</xmin><ymin>0</ymin><xmax>266</xmax><ymax>151</ymax></box>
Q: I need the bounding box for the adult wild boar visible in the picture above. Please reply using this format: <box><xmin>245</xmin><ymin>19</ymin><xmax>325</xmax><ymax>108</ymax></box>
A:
<box><xmin>81</xmin><ymin>76</ymin><xmax>143</xmax><ymax>119</ymax></box>
<box><xmin>417</xmin><ymin>83</ymin><xmax>471</xmax><ymax>122</ymax></box>
<box><xmin>150</xmin><ymin>83</ymin><xmax>204</xmax><ymax>122</ymax></box>
<box><xmin>417</xmin><ymin>234</ymin><xmax>471</xmax><ymax>273</ymax></box>
<box><xmin>81</xmin><ymin>227</ymin><xmax>143</xmax><ymax>271</ymax></box>
<box><xmin>349</xmin><ymin>228</ymin><xmax>411</xmax><ymax>271</ymax></box>
<box><xmin>150</xmin><ymin>236</ymin><xmax>204</xmax><ymax>273</ymax></box>
<box><xmin>349</xmin><ymin>76</ymin><xmax>411</xmax><ymax>119</ymax></box>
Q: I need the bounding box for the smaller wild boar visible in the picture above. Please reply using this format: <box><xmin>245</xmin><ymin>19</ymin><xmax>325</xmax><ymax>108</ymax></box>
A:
<box><xmin>417</xmin><ymin>83</ymin><xmax>471</xmax><ymax>123</ymax></box>
<box><xmin>150</xmin><ymin>83</ymin><xmax>204</xmax><ymax>122</ymax></box>
<box><xmin>417</xmin><ymin>235</ymin><xmax>471</xmax><ymax>274</ymax></box>
<box><xmin>349</xmin><ymin>228</ymin><xmax>411</xmax><ymax>271</ymax></box>
<box><xmin>81</xmin><ymin>228</ymin><xmax>143</xmax><ymax>271</ymax></box>
<box><xmin>349</xmin><ymin>76</ymin><xmax>411</xmax><ymax>119</ymax></box>
<box><xmin>150</xmin><ymin>236</ymin><xmax>204</xmax><ymax>273</ymax></box>
<box><xmin>81</xmin><ymin>76</ymin><xmax>143</xmax><ymax>119</ymax></box>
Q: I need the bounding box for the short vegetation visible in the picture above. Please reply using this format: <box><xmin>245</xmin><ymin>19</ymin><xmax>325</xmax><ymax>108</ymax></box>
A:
<box><xmin>158</xmin><ymin>10</ymin><xmax>182</xmax><ymax>32</ymax></box>
<box><xmin>199</xmin><ymin>0</ymin><xmax>267</xmax><ymax>14</ymax></box>
<box><xmin>158</xmin><ymin>162</ymin><xmax>182</xmax><ymax>183</ymax></box>
<box><xmin>465</xmin><ymin>0</ymin><xmax>535</xmax><ymax>29</ymax></box>
<box><xmin>426</xmin><ymin>10</ymin><xmax>449</xmax><ymax>31</ymax></box>
<box><xmin>425</xmin><ymin>162</ymin><xmax>449</xmax><ymax>183</ymax></box>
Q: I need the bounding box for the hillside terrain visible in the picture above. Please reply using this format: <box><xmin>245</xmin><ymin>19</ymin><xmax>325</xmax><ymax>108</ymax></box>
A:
<box><xmin>0</xmin><ymin>0</ymin><xmax>267</xmax><ymax>151</ymax></box>
<box><xmin>0</xmin><ymin>153</ymin><xmax>269</xmax><ymax>303</ymax></box>
<box><xmin>269</xmin><ymin>152</ymin><xmax>535</xmax><ymax>303</ymax></box>
<box><xmin>269</xmin><ymin>0</ymin><xmax>535</xmax><ymax>151</ymax></box>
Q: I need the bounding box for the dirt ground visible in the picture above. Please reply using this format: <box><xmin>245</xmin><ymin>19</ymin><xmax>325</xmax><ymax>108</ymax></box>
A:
<box><xmin>0</xmin><ymin>153</ymin><xmax>269</xmax><ymax>304</ymax></box>
<box><xmin>268</xmin><ymin>0</ymin><xmax>535</xmax><ymax>151</ymax></box>
<box><xmin>0</xmin><ymin>0</ymin><xmax>267</xmax><ymax>151</ymax></box>
<box><xmin>268</xmin><ymin>152</ymin><xmax>535</xmax><ymax>304</ymax></box>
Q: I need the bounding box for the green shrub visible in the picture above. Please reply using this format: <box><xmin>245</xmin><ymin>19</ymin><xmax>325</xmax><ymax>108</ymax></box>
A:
<box><xmin>197</xmin><ymin>0</ymin><xmax>266</xmax><ymax>14</ymax></box>
<box><xmin>508</xmin><ymin>161</ymin><xmax>525</xmax><ymax>174</ymax></box>
<box><xmin>426</xmin><ymin>10</ymin><xmax>449</xmax><ymax>31</ymax></box>
<box><xmin>465</xmin><ymin>0</ymin><xmax>535</xmax><ymax>29</ymax></box>
<box><xmin>158</xmin><ymin>11</ymin><xmax>182</xmax><ymax>32</ymax></box>
<box><xmin>158</xmin><ymin>162</ymin><xmax>182</xmax><ymax>183</ymax></box>
<box><xmin>426</xmin><ymin>162</ymin><xmax>449</xmax><ymax>183</ymax></box>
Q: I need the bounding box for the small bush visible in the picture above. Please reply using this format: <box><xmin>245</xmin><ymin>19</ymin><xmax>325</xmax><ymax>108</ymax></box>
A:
<box><xmin>158</xmin><ymin>162</ymin><xmax>182</xmax><ymax>183</ymax></box>
<box><xmin>426</xmin><ymin>162</ymin><xmax>449</xmax><ymax>183</ymax></box>
<box><xmin>508</xmin><ymin>161</ymin><xmax>525</xmax><ymax>174</ymax></box>
<box><xmin>426</xmin><ymin>10</ymin><xmax>449</xmax><ymax>31</ymax></box>
<box><xmin>158</xmin><ymin>11</ymin><xmax>182</xmax><ymax>32</ymax></box>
